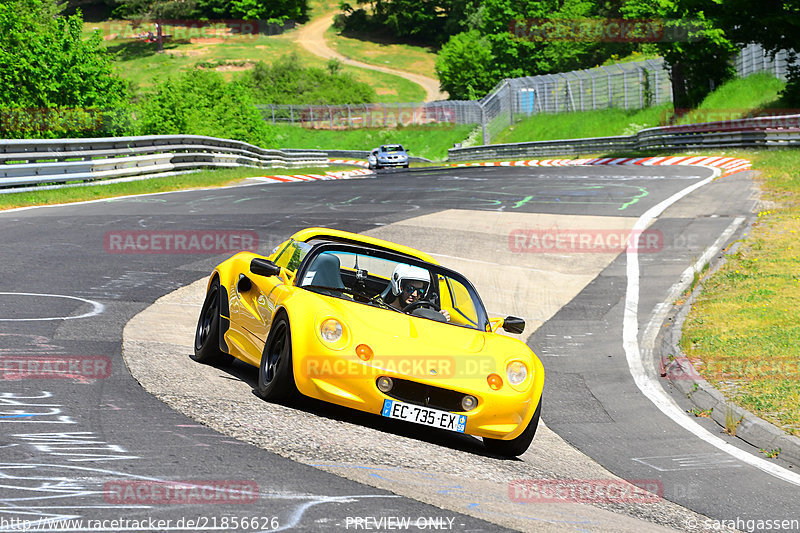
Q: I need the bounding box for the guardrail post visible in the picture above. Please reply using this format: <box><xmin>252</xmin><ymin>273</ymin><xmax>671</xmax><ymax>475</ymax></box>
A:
<box><xmin>271</xmin><ymin>105</ymin><xmax>276</xmax><ymax>124</ymax></box>
<box><xmin>290</xmin><ymin>105</ymin><xmax>294</xmax><ymax>125</ymax></box>
<box><xmin>638</xmin><ymin>68</ymin><xmax>644</xmax><ymax>109</ymax></box>
<box><xmin>328</xmin><ymin>106</ymin><xmax>333</xmax><ymax>131</ymax></box>
<box><xmin>481</xmin><ymin>104</ymin><xmax>488</xmax><ymax>145</ymax></box>
<box><xmin>654</xmin><ymin>69</ymin><xmax>659</xmax><ymax>104</ymax></box>
<box><xmin>347</xmin><ymin>104</ymin><xmax>351</xmax><ymax>128</ymax></box>
<box><xmin>508</xmin><ymin>80</ymin><xmax>514</xmax><ymax>126</ymax></box>
<box><xmin>623</xmin><ymin>66</ymin><xmax>629</xmax><ymax>109</ymax></box>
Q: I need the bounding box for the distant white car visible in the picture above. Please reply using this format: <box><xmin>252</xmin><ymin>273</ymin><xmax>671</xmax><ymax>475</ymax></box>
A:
<box><xmin>369</xmin><ymin>144</ymin><xmax>410</xmax><ymax>169</ymax></box>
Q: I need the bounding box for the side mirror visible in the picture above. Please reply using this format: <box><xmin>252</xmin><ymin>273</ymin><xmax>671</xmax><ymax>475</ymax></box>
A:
<box><xmin>502</xmin><ymin>316</ymin><xmax>525</xmax><ymax>334</ymax></box>
<box><xmin>250</xmin><ymin>257</ymin><xmax>281</xmax><ymax>278</ymax></box>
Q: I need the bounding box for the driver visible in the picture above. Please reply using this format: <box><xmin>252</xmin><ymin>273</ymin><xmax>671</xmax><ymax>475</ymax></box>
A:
<box><xmin>388</xmin><ymin>264</ymin><xmax>450</xmax><ymax>322</ymax></box>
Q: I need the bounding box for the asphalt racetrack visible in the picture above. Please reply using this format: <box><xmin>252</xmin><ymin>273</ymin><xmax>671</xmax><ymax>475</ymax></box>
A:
<box><xmin>1</xmin><ymin>164</ymin><xmax>798</xmax><ymax>532</ymax></box>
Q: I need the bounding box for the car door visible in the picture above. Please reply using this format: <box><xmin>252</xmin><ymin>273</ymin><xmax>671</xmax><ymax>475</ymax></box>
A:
<box><xmin>228</xmin><ymin>241</ymin><xmax>307</xmax><ymax>366</ymax></box>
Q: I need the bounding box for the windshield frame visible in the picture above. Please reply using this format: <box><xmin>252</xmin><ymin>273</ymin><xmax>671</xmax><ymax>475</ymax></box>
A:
<box><xmin>380</xmin><ymin>144</ymin><xmax>405</xmax><ymax>153</ymax></box>
<box><xmin>294</xmin><ymin>242</ymin><xmax>490</xmax><ymax>330</ymax></box>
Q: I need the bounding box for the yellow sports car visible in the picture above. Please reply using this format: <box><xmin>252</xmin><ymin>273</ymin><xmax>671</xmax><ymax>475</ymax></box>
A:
<box><xmin>193</xmin><ymin>227</ymin><xmax>544</xmax><ymax>457</ymax></box>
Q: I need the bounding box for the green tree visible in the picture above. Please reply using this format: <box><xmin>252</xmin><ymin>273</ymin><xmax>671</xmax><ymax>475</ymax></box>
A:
<box><xmin>707</xmin><ymin>0</ymin><xmax>800</xmax><ymax>105</ymax></box>
<box><xmin>229</xmin><ymin>0</ymin><xmax>308</xmax><ymax>22</ymax></box>
<box><xmin>435</xmin><ymin>30</ymin><xmax>496</xmax><ymax>99</ymax></box>
<box><xmin>338</xmin><ymin>0</ymin><xmax>453</xmax><ymax>43</ymax></box>
<box><xmin>622</xmin><ymin>0</ymin><xmax>737</xmax><ymax>109</ymax></box>
<box><xmin>0</xmin><ymin>0</ymin><xmax>130</xmax><ymax>138</ymax></box>
<box><xmin>437</xmin><ymin>0</ymin><xmax>615</xmax><ymax>99</ymax></box>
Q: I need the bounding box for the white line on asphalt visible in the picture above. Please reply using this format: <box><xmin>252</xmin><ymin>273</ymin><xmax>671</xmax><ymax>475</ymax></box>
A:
<box><xmin>623</xmin><ymin>168</ymin><xmax>800</xmax><ymax>486</ymax></box>
<box><xmin>0</xmin><ymin>292</ymin><xmax>105</xmax><ymax>321</ymax></box>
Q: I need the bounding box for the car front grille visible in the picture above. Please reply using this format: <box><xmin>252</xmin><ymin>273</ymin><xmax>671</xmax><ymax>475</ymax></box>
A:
<box><xmin>381</xmin><ymin>378</ymin><xmax>469</xmax><ymax>412</ymax></box>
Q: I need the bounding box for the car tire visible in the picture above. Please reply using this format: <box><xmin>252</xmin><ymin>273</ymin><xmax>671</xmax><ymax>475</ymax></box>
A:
<box><xmin>192</xmin><ymin>278</ymin><xmax>234</xmax><ymax>366</ymax></box>
<box><xmin>482</xmin><ymin>400</ymin><xmax>541</xmax><ymax>458</ymax></box>
<box><xmin>256</xmin><ymin>315</ymin><xmax>298</xmax><ymax>401</ymax></box>
<box><xmin>403</xmin><ymin>164</ymin><xmax>409</xmax><ymax>168</ymax></box>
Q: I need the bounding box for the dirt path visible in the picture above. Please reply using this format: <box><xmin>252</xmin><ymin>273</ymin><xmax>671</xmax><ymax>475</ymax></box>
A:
<box><xmin>296</xmin><ymin>14</ymin><xmax>448</xmax><ymax>102</ymax></box>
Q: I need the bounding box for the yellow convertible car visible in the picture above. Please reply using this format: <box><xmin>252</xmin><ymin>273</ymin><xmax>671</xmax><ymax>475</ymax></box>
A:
<box><xmin>193</xmin><ymin>227</ymin><xmax>544</xmax><ymax>457</ymax></box>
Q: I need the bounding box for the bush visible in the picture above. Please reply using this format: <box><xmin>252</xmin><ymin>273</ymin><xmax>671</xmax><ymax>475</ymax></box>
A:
<box><xmin>135</xmin><ymin>69</ymin><xmax>275</xmax><ymax>147</ymax></box>
<box><xmin>242</xmin><ymin>54</ymin><xmax>377</xmax><ymax>105</ymax></box>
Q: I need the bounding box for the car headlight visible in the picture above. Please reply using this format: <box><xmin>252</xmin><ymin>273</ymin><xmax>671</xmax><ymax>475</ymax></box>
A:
<box><xmin>320</xmin><ymin>319</ymin><xmax>343</xmax><ymax>343</ymax></box>
<box><xmin>506</xmin><ymin>361</ymin><xmax>528</xmax><ymax>386</ymax></box>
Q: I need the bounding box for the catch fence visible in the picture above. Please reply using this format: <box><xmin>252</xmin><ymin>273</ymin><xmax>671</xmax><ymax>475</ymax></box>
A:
<box><xmin>256</xmin><ymin>101</ymin><xmax>481</xmax><ymax>129</ymax></box>
<box><xmin>735</xmin><ymin>44</ymin><xmax>793</xmax><ymax>80</ymax></box>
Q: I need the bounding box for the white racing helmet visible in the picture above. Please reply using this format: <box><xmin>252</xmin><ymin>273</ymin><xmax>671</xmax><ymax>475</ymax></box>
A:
<box><xmin>391</xmin><ymin>264</ymin><xmax>431</xmax><ymax>296</ymax></box>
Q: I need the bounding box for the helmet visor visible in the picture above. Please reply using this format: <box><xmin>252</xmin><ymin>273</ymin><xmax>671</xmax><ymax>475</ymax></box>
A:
<box><xmin>400</xmin><ymin>279</ymin><xmax>428</xmax><ymax>297</ymax></box>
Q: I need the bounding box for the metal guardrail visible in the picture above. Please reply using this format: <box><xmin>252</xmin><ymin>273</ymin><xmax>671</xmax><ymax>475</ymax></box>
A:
<box><xmin>0</xmin><ymin>135</ymin><xmax>329</xmax><ymax>189</ymax></box>
<box><xmin>448</xmin><ymin>114</ymin><xmax>800</xmax><ymax>161</ymax></box>
<box><xmin>282</xmin><ymin>148</ymin><xmax>431</xmax><ymax>164</ymax></box>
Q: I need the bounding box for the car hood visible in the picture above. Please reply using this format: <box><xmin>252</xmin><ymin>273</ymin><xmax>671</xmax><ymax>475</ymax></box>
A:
<box><xmin>287</xmin><ymin>289</ymin><xmax>537</xmax><ymax>388</ymax></box>
<box><xmin>302</xmin><ymin>290</ymin><xmax>502</xmax><ymax>356</ymax></box>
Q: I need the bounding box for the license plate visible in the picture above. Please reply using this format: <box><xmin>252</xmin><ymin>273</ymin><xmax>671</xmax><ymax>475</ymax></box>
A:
<box><xmin>381</xmin><ymin>399</ymin><xmax>467</xmax><ymax>433</ymax></box>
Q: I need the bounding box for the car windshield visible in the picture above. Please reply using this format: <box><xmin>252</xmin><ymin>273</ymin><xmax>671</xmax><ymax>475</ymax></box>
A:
<box><xmin>272</xmin><ymin>239</ymin><xmax>312</xmax><ymax>272</ymax></box>
<box><xmin>381</xmin><ymin>145</ymin><xmax>404</xmax><ymax>152</ymax></box>
<box><xmin>295</xmin><ymin>244</ymin><xmax>488</xmax><ymax>330</ymax></box>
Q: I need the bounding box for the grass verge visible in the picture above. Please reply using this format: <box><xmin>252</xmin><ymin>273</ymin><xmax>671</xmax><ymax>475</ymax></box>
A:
<box><xmin>675</xmin><ymin>73</ymin><xmax>787</xmax><ymax>124</ymax></box>
<box><xmin>324</xmin><ymin>25</ymin><xmax>438</xmax><ymax>80</ymax></box>
<box><xmin>276</xmin><ymin>123</ymin><xmax>474</xmax><ymax>161</ymax></box>
<box><xmin>0</xmin><ymin>166</ymin><xmax>351</xmax><ymax>211</ymax></box>
<box><xmin>492</xmin><ymin>105</ymin><xmax>672</xmax><ymax>144</ymax></box>
<box><xmin>494</xmin><ymin>73</ymin><xmax>787</xmax><ymax>144</ymax></box>
<box><xmin>681</xmin><ymin>149</ymin><xmax>800</xmax><ymax>436</ymax></box>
